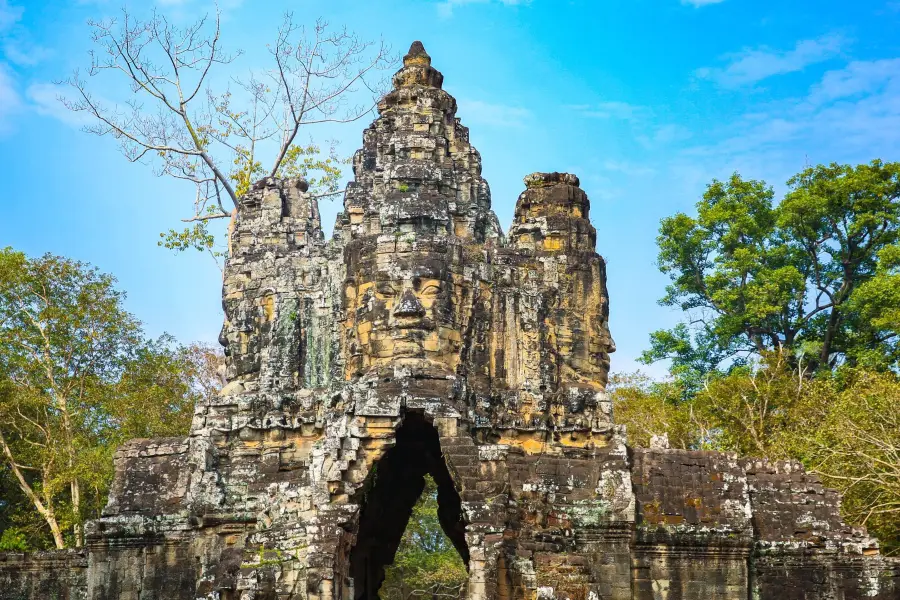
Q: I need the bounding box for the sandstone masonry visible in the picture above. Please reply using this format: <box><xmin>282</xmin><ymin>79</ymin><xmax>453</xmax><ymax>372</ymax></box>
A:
<box><xmin>2</xmin><ymin>41</ymin><xmax>898</xmax><ymax>600</ymax></box>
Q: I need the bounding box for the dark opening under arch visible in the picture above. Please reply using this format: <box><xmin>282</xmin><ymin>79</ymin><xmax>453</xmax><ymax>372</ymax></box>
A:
<box><xmin>350</xmin><ymin>412</ymin><xmax>469</xmax><ymax>600</ymax></box>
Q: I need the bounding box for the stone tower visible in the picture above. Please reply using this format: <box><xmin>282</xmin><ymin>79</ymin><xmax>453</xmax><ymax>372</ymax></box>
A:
<box><xmin>3</xmin><ymin>42</ymin><xmax>897</xmax><ymax>600</ymax></box>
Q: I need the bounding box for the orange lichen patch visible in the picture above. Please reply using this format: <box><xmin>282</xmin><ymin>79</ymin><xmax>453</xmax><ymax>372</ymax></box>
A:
<box><xmin>497</xmin><ymin>431</ymin><xmax>550</xmax><ymax>455</ymax></box>
<box><xmin>664</xmin><ymin>514</ymin><xmax>685</xmax><ymax>525</ymax></box>
<box><xmin>260</xmin><ymin>295</ymin><xmax>275</xmax><ymax>322</ymax></box>
<box><xmin>542</xmin><ymin>236</ymin><xmax>562</xmax><ymax>251</ymax></box>
<box><xmin>279</xmin><ymin>431</ymin><xmax>324</xmax><ymax>467</ymax></box>
<box><xmin>642</xmin><ymin>501</ymin><xmax>662</xmax><ymax>523</ymax></box>
<box><xmin>555</xmin><ymin>431</ymin><xmax>608</xmax><ymax>449</ymax></box>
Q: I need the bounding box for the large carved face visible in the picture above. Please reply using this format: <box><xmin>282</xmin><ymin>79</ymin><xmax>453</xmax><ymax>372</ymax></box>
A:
<box><xmin>344</xmin><ymin>240</ymin><xmax>468</xmax><ymax>378</ymax></box>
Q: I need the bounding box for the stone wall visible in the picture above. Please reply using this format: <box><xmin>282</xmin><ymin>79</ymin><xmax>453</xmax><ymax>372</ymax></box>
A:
<box><xmin>0</xmin><ymin>550</ymin><xmax>86</xmax><ymax>600</ymax></box>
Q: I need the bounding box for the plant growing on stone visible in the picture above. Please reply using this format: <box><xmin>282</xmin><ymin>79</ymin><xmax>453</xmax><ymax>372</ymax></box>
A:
<box><xmin>61</xmin><ymin>8</ymin><xmax>394</xmax><ymax>262</ymax></box>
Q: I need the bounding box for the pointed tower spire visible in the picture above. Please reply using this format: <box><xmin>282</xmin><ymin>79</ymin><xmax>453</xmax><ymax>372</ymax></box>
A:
<box><xmin>404</xmin><ymin>41</ymin><xmax>431</xmax><ymax>65</ymax></box>
<box><xmin>392</xmin><ymin>40</ymin><xmax>443</xmax><ymax>89</ymax></box>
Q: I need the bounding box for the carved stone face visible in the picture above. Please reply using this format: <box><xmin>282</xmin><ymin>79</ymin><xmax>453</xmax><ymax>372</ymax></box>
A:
<box><xmin>345</xmin><ymin>244</ymin><xmax>468</xmax><ymax>378</ymax></box>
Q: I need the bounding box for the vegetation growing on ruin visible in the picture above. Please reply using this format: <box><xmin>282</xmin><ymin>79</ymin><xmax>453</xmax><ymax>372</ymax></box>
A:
<box><xmin>619</xmin><ymin>160</ymin><xmax>900</xmax><ymax>554</ymax></box>
<box><xmin>381</xmin><ymin>475</ymin><xmax>469</xmax><ymax>600</ymax></box>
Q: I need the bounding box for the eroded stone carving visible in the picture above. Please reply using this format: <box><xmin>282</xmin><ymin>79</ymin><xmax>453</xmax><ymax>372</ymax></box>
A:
<box><xmin>7</xmin><ymin>41</ymin><xmax>896</xmax><ymax>600</ymax></box>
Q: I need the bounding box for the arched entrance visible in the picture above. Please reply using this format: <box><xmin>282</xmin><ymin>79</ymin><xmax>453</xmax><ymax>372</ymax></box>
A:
<box><xmin>350</xmin><ymin>412</ymin><xmax>469</xmax><ymax>600</ymax></box>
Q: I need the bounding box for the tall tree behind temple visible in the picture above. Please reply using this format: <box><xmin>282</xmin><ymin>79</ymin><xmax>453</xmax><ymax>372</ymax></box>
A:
<box><xmin>0</xmin><ymin>248</ymin><xmax>218</xmax><ymax>550</ymax></box>
<box><xmin>62</xmin><ymin>8</ymin><xmax>394</xmax><ymax>263</ymax></box>
<box><xmin>641</xmin><ymin>160</ymin><xmax>900</xmax><ymax>389</ymax></box>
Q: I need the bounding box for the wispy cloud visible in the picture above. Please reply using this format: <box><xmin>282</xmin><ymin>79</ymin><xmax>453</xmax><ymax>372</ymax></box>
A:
<box><xmin>0</xmin><ymin>0</ymin><xmax>22</xmax><ymax>31</ymax></box>
<box><xmin>437</xmin><ymin>0</ymin><xmax>528</xmax><ymax>19</ymax></box>
<box><xmin>0</xmin><ymin>63</ymin><xmax>21</xmax><ymax>133</ymax></box>
<box><xmin>567</xmin><ymin>101</ymin><xmax>650</xmax><ymax>122</ymax></box>
<box><xmin>458</xmin><ymin>99</ymin><xmax>532</xmax><ymax>128</ymax></box>
<box><xmin>3</xmin><ymin>40</ymin><xmax>52</xmax><ymax>66</ymax></box>
<box><xmin>695</xmin><ymin>34</ymin><xmax>846</xmax><ymax>88</ymax></box>
<box><xmin>684</xmin><ymin>57</ymin><xmax>900</xmax><ymax>169</ymax></box>
<box><xmin>27</xmin><ymin>83</ymin><xmax>94</xmax><ymax>128</ymax></box>
<box><xmin>681</xmin><ymin>0</ymin><xmax>726</xmax><ymax>6</ymax></box>
<box><xmin>808</xmin><ymin>58</ymin><xmax>900</xmax><ymax>103</ymax></box>
<box><xmin>0</xmin><ymin>1</ymin><xmax>52</xmax><ymax>67</ymax></box>
<box><xmin>637</xmin><ymin>124</ymin><xmax>693</xmax><ymax>148</ymax></box>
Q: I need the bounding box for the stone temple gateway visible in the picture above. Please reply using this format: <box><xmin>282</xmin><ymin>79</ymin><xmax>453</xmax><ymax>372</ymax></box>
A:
<box><xmin>2</xmin><ymin>42</ymin><xmax>899</xmax><ymax>600</ymax></box>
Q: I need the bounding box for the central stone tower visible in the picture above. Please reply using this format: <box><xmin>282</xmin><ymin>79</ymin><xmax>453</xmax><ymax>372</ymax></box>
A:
<box><xmin>74</xmin><ymin>42</ymin><xmax>898</xmax><ymax>600</ymax></box>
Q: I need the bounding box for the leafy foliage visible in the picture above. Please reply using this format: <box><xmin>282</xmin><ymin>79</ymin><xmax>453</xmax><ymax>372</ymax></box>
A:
<box><xmin>0</xmin><ymin>248</ymin><xmax>220</xmax><ymax>549</ymax></box>
<box><xmin>608</xmin><ymin>372</ymin><xmax>696</xmax><ymax>449</ymax></box>
<box><xmin>612</xmin><ymin>352</ymin><xmax>900</xmax><ymax>555</ymax></box>
<box><xmin>381</xmin><ymin>475</ymin><xmax>468</xmax><ymax>600</ymax></box>
<box><xmin>0</xmin><ymin>528</ymin><xmax>29</xmax><ymax>552</ymax></box>
<box><xmin>642</xmin><ymin>161</ymin><xmax>900</xmax><ymax>387</ymax></box>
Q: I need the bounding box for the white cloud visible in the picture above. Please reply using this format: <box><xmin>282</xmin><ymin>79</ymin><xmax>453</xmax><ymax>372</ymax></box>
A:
<box><xmin>567</xmin><ymin>101</ymin><xmax>650</xmax><ymax>122</ymax></box>
<box><xmin>696</xmin><ymin>34</ymin><xmax>846</xmax><ymax>88</ymax></box>
<box><xmin>0</xmin><ymin>63</ymin><xmax>21</xmax><ymax>133</ymax></box>
<box><xmin>437</xmin><ymin>0</ymin><xmax>528</xmax><ymax>18</ymax></box>
<box><xmin>602</xmin><ymin>160</ymin><xmax>656</xmax><ymax>177</ymax></box>
<box><xmin>0</xmin><ymin>1</ymin><xmax>52</xmax><ymax>67</ymax></box>
<box><xmin>0</xmin><ymin>0</ymin><xmax>22</xmax><ymax>31</ymax></box>
<box><xmin>457</xmin><ymin>99</ymin><xmax>532</xmax><ymax>128</ymax></box>
<box><xmin>808</xmin><ymin>58</ymin><xmax>900</xmax><ymax>103</ymax></box>
<box><xmin>681</xmin><ymin>0</ymin><xmax>726</xmax><ymax>6</ymax></box>
<box><xmin>3</xmin><ymin>40</ymin><xmax>52</xmax><ymax>66</ymax></box>
<box><xmin>27</xmin><ymin>82</ymin><xmax>93</xmax><ymax>128</ymax></box>
<box><xmin>683</xmin><ymin>57</ymin><xmax>900</xmax><ymax>170</ymax></box>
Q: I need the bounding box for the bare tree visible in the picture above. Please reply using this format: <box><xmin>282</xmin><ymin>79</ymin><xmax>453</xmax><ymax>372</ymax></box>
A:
<box><xmin>62</xmin><ymin>7</ymin><xmax>393</xmax><ymax>260</ymax></box>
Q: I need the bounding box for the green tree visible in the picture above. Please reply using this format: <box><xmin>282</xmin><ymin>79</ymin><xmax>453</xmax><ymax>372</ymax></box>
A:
<box><xmin>687</xmin><ymin>351</ymin><xmax>821</xmax><ymax>458</ymax></box>
<box><xmin>846</xmin><ymin>243</ymin><xmax>900</xmax><ymax>368</ymax></box>
<box><xmin>613</xmin><ymin>358</ymin><xmax>900</xmax><ymax>553</ymax></box>
<box><xmin>381</xmin><ymin>475</ymin><xmax>468</xmax><ymax>600</ymax></box>
<box><xmin>795</xmin><ymin>369</ymin><xmax>900</xmax><ymax>555</ymax></box>
<box><xmin>608</xmin><ymin>372</ymin><xmax>696</xmax><ymax>449</ymax></box>
<box><xmin>0</xmin><ymin>248</ymin><xmax>211</xmax><ymax>549</ymax></box>
<box><xmin>643</xmin><ymin>161</ymin><xmax>900</xmax><ymax>384</ymax></box>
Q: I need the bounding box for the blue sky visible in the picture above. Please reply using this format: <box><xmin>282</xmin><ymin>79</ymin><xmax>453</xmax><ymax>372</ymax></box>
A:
<box><xmin>1</xmin><ymin>0</ymin><xmax>899</xmax><ymax>376</ymax></box>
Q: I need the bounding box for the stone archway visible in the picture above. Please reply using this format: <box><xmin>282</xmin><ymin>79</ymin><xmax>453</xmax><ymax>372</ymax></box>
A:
<box><xmin>349</xmin><ymin>412</ymin><xmax>469</xmax><ymax>600</ymax></box>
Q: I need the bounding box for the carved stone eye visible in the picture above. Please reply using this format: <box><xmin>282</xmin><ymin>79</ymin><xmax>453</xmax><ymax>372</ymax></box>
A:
<box><xmin>418</xmin><ymin>283</ymin><xmax>441</xmax><ymax>298</ymax></box>
<box><xmin>375</xmin><ymin>283</ymin><xmax>398</xmax><ymax>299</ymax></box>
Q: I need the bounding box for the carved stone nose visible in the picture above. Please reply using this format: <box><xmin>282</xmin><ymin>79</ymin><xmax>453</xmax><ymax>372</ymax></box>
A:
<box><xmin>393</xmin><ymin>288</ymin><xmax>425</xmax><ymax>318</ymax></box>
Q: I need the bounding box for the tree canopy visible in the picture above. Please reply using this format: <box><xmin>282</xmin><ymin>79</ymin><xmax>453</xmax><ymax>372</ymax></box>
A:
<box><xmin>642</xmin><ymin>160</ymin><xmax>900</xmax><ymax>390</ymax></box>
<box><xmin>0</xmin><ymin>248</ymin><xmax>218</xmax><ymax>549</ymax></box>
<box><xmin>620</xmin><ymin>159</ymin><xmax>900</xmax><ymax>555</ymax></box>
<box><xmin>381</xmin><ymin>475</ymin><xmax>469</xmax><ymax>600</ymax></box>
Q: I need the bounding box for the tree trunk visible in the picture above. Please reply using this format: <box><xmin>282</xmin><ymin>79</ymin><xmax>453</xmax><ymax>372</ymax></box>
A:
<box><xmin>819</xmin><ymin>307</ymin><xmax>842</xmax><ymax>368</ymax></box>
<box><xmin>71</xmin><ymin>479</ymin><xmax>83</xmax><ymax>547</ymax></box>
<box><xmin>0</xmin><ymin>432</ymin><xmax>66</xmax><ymax>548</ymax></box>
